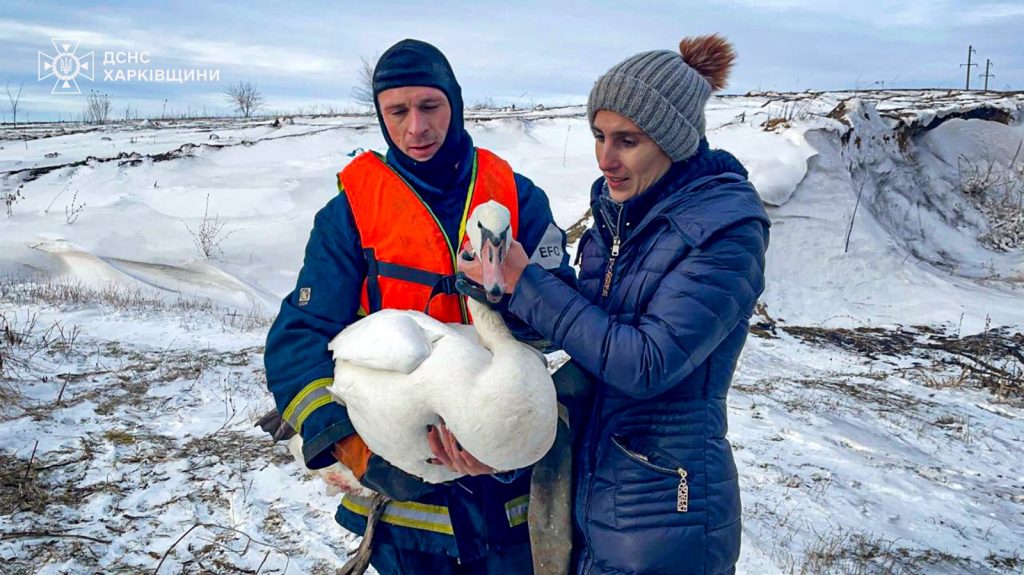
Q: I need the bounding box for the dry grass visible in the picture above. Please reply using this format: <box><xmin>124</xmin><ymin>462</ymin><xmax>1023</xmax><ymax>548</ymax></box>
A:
<box><xmin>958</xmin><ymin>142</ymin><xmax>1024</xmax><ymax>251</ymax></box>
<box><xmin>760</xmin><ymin>100</ymin><xmax>811</xmax><ymax>132</ymax></box>
<box><xmin>985</xmin><ymin>551</ymin><xmax>1023</xmax><ymax>572</ymax></box>
<box><xmin>1</xmin><ymin>275</ymin><xmax>274</xmax><ymax>337</ymax></box>
<box><xmin>0</xmin><ymin>309</ymin><xmax>81</xmax><ymax>406</ymax></box>
<box><xmin>0</xmin><ymin>316</ymin><xmax>27</xmax><ymax>401</ymax></box>
<box><xmin>0</xmin><ymin>439</ymin><xmax>104</xmax><ymax>516</ymax></box>
<box><xmin>0</xmin><ymin>276</ymin><xmax>215</xmax><ymax>314</ymax></box>
<box><xmin>781</xmin><ymin>526</ymin><xmax>977</xmax><ymax>575</ymax></box>
<box><xmin>782</xmin><ymin>323</ymin><xmax>1024</xmax><ymax>403</ymax></box>
<box><xmin>220</xmin><ymin>307</ymin><xmax>274</xmax><ymax>332</ymax></box>
<box><xmin>0</xmin><ymin>285</ymin><xmax>284</xmax><ymax>572</ymax></box>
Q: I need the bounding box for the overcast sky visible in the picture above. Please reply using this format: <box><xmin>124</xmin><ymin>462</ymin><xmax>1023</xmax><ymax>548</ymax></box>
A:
<box><xmin>2</xmin><ymin>0</ymin><xmax>1022</xmax><ymax>122</ymax></box>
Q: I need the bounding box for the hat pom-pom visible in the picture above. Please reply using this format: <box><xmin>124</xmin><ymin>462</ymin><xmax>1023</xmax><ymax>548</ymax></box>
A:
<box><xmin>679</xmin><ymin>34</ymin><xmax>735</xmax><ymax>92</ymax></box>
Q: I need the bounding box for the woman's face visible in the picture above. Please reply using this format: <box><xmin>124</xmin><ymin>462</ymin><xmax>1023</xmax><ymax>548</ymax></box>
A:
<box><xmin>592</xmin><ymin>110</ymin><xmax>672</xmax><ymax>203</ymax></box>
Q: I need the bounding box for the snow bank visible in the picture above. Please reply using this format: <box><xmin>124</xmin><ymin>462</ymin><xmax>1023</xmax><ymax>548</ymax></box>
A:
<box><xmin>3</xmin><ymin>92</ymin><xmax>1024</xmax><ymax>574</ymax></box>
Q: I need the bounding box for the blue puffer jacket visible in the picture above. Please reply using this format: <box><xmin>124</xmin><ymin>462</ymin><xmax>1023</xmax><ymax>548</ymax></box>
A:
<box><xmin>509</xmin><ymin>141</ymin><xmax>770</xmax><ymax>575</ymax></box>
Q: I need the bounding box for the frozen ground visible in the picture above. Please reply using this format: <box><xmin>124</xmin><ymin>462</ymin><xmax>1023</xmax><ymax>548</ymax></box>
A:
<box><xmin>1</xmin><ymin>90</ymin><xmax>1023</xmax><ymax>574</ymax></box>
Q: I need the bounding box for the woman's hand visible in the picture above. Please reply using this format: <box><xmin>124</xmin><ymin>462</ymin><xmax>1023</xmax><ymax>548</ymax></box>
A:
<box><xmin>426</xmin><ymin>420</ymin><xmax>496</xmax><ymax>476</ymax></box>
<box><xmin>457</xmin><ymin>238</ymin><xmax>529</xmax><ymax>294</ymax></box>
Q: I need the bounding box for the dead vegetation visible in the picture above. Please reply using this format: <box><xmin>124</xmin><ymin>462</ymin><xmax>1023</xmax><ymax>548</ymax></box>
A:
<box><xmin>958</xmin><ymin>141</ymin><xmax>1024</xmax><ymax>251</ymax></box>
<box><xmin>791</xmin><ymin>525</ymin><xmax>976</xmax><ymax>575</ymax></box>
<box><xmin>0</xmin><ymin>276</ymin><xmax>215</xmax><ymax>314</ymax></box>
<box><xmin>181</xmin><ymin>193</ymin><xmax>237</xmax><ymax>259</ymax></box>
<box><xmin>0</xmin><ymin>332</ymin><xmax>282</xmax><ymax>574</ymax></box>
<box><xmin>0</xmin><ymin>438</ymin><xmax>103</xmax><ymax>516</ymax></box>
<box><xmin>565</xmin><ymin>207</ymin><xmax>593</xmax><ymax>244</ymax></box>
<box><xmin>760</xmin><ymin>99</ymin><xmax>812</xmax><ymax>132</ymax></box>
<box><xmin>747</xmin><ymin>500</ymin><xmax>987</xmax><ymax>575</ymax></box>
<box><xmin>0</xmin><ymin>275</ymin><xmax>273</xmax><ymax>336</ymax></box>
<box><xmin>775</xmin><ymin>322</ymin><xmax>1023</xmax><ymax>403</ymax></box>
<box><xmin>0</xmin><ymin>310</ymin><xmax>30</xmax><ymax>396</ymax></box>
<box><xmin>1</xmin><ymin>308</ymin><xmax>82</xmax><ymax>400</ymax></box>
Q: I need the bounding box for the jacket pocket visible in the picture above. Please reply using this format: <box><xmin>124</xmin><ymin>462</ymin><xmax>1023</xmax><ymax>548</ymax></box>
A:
<box><xmin>609</xmin><ymin>434</ymin><xmax>699</xmax><ymax>529</ymax></box>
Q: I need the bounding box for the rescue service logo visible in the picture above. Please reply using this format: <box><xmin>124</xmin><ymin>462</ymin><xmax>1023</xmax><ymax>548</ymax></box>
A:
<box><xmin>37</xmin><ymin>38</ymin><xmax>94</xmax><ymax>95</ymax></box>
<box><xmin>36</xmin><ymin>38</ymin><xmax>220</xmax><ymax>96</ymax></box>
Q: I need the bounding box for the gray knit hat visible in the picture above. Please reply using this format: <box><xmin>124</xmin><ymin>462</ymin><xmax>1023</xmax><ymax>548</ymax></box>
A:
<box><xmin>588</xmin><ymin>36</ymin><xmax>735</xmax><ymax>162</ymax></box>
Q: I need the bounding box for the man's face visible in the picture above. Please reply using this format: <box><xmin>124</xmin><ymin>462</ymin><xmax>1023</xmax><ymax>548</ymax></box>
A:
<box><xmin>377</xmin><ymin>86</ymin><xmax>451</xmax><ymax>161</ymax></box>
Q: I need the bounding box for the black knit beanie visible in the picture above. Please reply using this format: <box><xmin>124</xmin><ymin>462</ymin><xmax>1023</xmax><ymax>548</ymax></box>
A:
<box><xmin>373</xmin><ymin>39</ymin><xmax>469</xmax><ymax>188</ymax></box>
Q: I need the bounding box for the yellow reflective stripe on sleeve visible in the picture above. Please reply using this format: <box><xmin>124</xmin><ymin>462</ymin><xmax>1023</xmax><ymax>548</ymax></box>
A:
<box><xmin>504</xmin><ymin>494</ymin><xmax>530</xmax><ymax>528</ymax></box>
<box><xmin>282</xmin><ymin>377</ymin><xmax>333</xmax><ymax>434</ymax></box>
<box><xmin>295</xmin><ymin>395</ymin><xmax>333</xmax><ymax>431</ymax></box>
<box><xmin>342</xmin><ymin>493</ymin><xmax>455</xmax><ymax>535</ymax></box>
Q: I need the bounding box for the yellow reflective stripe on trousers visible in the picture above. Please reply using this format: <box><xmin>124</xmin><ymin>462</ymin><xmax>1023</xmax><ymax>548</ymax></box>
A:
<box><xmin>282</xmin><ymin>377</ymin><xmax>333</xmax><ymax>434</ymax></box>
<box><xmin>504</xmin><ymin>494</ymin><xmax>530</xmax><ymax>528</ymax></box>
<box><xmin>342</xmin><ymin>493</ymin><xmax>455</xmax><ymax>535</ymax></box>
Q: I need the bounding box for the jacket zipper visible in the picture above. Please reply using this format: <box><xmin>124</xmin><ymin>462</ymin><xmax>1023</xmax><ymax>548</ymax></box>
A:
<box><xmin>610</xmin><ymin>435</ymin><xmax>689</xmax><ymax>513</ymax></box>
<box><xmin>601</xmin><ymin>236</ymin><xmax>619</xmax><ymax>298</ymax></box>
<box><xmin>600</xmin><ymin>200</ymin><xmax>623</xmax><ymax>298</ymax></box>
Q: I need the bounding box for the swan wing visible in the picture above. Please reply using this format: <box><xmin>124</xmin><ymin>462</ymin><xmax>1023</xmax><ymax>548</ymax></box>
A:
<box><xmin>328</xmin><ymin>310</ymin><xmax>443</xmax><ymax>374</ymax></box>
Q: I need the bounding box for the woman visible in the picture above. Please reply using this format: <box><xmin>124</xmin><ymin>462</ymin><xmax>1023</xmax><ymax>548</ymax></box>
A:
<box><xmin>460</xmin><ymin>35</ymin><xmax>769</xmax><ymax>574</ymax></box>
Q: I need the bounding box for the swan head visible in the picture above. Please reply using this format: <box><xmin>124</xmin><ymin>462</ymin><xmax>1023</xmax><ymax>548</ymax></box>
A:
<box><xmin>465</xmin><ymin>200</ymin><xmax>512</xmax><ymax>303</ymax></box>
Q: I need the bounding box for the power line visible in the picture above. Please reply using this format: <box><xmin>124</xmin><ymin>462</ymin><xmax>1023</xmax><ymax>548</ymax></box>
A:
<box><xmin>960</xmin><ymin>45</ymin><xmax>978</xmax><ymax>90</ymax></box>
<box><xmin>980</xmin><ymin>59</ymin><xmax>995</xmax><ymax>91</ymax></box>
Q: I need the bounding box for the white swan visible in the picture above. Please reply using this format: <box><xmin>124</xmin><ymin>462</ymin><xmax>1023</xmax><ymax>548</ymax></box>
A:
<box><xmin>326</xmin><ymin>200</ymin><xmax>558</xmax><ymax>484</ymax></box>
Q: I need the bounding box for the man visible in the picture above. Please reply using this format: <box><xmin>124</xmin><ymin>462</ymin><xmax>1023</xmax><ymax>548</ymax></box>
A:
<box><xmin>264</xmin><ymin>39</ymin><xmax>575</xmax><ymax>574</ymax></box>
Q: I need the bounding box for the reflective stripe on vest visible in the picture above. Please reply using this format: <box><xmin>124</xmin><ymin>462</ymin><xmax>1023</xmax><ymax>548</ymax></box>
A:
<box><xmin>504</xmin><ymin>493</ymin><xmax>529</xmax><ymax>528</ymax></box>
<box><xmin>342</xmin><ymin>492</ymin><xmax>532</xmax><ymax>534</ymax></box>
<box><xmin>342</xmin><ymin>493</ymin><xmax>455</xmax><ymax>535</ymax></box>
<box><xmin>337</xmin><ymin>149</ymin><xmax>520</xmax><ymax>324</ymax></box>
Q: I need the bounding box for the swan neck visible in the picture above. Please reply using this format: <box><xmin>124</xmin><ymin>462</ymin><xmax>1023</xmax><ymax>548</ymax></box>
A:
<box><xmin>467</xmin><ymin>297</ymin><xmax>513</xmax><ymax>347</ymax></box>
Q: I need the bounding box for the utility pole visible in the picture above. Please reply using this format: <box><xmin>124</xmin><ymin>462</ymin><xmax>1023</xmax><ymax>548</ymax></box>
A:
<box><xmin>980</xmin><ymin>59</ymin><xmax>995</xmax><ymax>91</ymax></box>
<box><xmin>961</xmin><ymin>45</ymin><xmax>977</xmax><ymax>90</ymax></box>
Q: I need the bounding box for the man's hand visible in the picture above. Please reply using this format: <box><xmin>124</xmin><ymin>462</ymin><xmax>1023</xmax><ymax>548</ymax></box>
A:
<box><xmin>427</xmin><ymin>419</ymin><xmax>496</xmax><ymax>476</ymax></box>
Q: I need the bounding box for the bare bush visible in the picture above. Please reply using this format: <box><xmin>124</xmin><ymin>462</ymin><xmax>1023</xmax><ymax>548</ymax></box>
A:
<box><xmin>5</xmin><ymin>81</ymin><xmax>24</xmax><ymax>127</ymax></box>
<box><xmin>182</xmin><ymin>194</ymin><xmax>236</xmax><ymax>259</ymax></box>
<box><xmin>225</xmin><ymin>81</ymin><xmax>264</xmax><ymax>118</ymax></box>
<box><xmin>64</xmin><ymin>190</ymin><xmax>85</xmax><ymax>224</ymax></box>
<box><xmin>3</xmin><ymin>184</ymin><xmax>24</xmax><ymax>218</ymax></box>
<box><xmin>350</xmin><ymin>54</ymin><xmax>378</xmax><ymax>109</ymax></box>
<box><xmin>83</xmin><ymin>90</ymin><xmax>112</xmax><ymax>125</ymax></box>
<box><xmin>958</xmin><ymin>141</ymin><xmax>1024</xmax><ymax>251</ymax></box>
<box><xmin>1</xmin><ymin>309</ymin><xmax>37</xmax><ymax>385</ymax></box>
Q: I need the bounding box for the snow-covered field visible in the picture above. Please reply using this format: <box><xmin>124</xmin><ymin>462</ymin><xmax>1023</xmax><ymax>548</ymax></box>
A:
<box><xmin>2</xmin><ymin>90</ymin><xmax>1023</xmax><ymax>574</ymax></box>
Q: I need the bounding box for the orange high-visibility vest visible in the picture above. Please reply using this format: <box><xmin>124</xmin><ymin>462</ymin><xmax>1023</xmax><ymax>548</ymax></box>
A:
<box><xmin>337</xmin><ymin>149</ymin><xmax>520</xmax><ymax>324</ymax></box>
